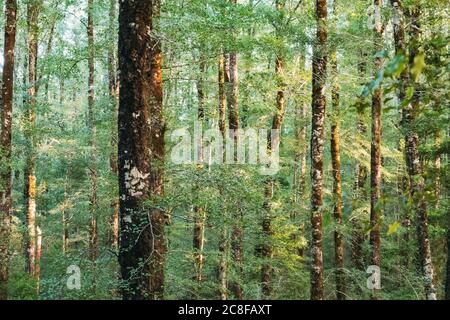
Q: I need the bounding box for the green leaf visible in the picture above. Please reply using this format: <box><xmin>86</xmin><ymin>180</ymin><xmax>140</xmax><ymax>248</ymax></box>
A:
<box><xmin>387</xmin><ymin>221</ymin><xmax>401</xmax><ymax>236</ymax></box>
<box><xmin>411</xmin><ymin>52</ymin><xmax>426</xmax><ymax>82</ymax></box>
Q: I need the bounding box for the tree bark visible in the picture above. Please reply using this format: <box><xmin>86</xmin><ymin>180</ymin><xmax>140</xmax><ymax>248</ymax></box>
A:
<box><xmin>310</xmin><ymin>0</ymin><xmax>328</xmax><ymax>301</ymax></box>
<box><xmin>390</xmin><ymin>0</ymin><xmax>411</xmax><ymax>269</ymax></box>
<box><xmin>369</xmin><ymin>0</ymin><xmax>384</xmax><ymax>299</ymax></box>
<box><xmin>87</xmin><ymin>0</ymin><xmax>98</xmax><ymax>262</ymax></box>
<box><xmin>404</xmin><ymin>6</ymin><xmax>437</xmax><ymax>301</ymax></box>
<box><xmin>352</xmin><ymin>50</ymin><xmax>368</xmax><ymax>272</ymax></box>
<box><xmin>226</xmin><ymin>0</ymin><xmax>243</xmax><ymax>300</ymax></box>
<box><xmin>261</xmin><ymin>0</ymin><xmax>286</xmax><ymax>298</ymax></box>
<box><xmin>217</xmin><ymin>52</ymin><xmax>229</xmax><ymax>300</ymax></box>
<box><xmin>35</xmin><ymin>226</ymin><xmax>42</xmax><ymax>295</ymax></box>
<box><xmin>24</xmin><ymin>0</ymin><xmax>41</xmax><ymax>280</ymax></box>
<box><xmin>0</xmin><ymin>0</ymin><xmax>17</xmax><ymax>300</ymax></box>
<box><xmin>193</xmin><ymin>57</ymin><xmax>206</xmax><ymax>294</ymax></box>
<box><xmin>218</xmin><ymin>54</ymin><xmax>227</xmax><ymax>138</ymax></box>
<box><xmin>330</xmin><ymin>0</ymin><xmax>345</xmax><ymax>300</ymax></box>
<box><xmin>118</xmin><ymin>0</ymin><xmax>166</xmax><ymax>300</ymax></box>
<box><xmin>108</xmin><ymin>0</ymin><xmax>119</xmax><ymax>251</ymax></box>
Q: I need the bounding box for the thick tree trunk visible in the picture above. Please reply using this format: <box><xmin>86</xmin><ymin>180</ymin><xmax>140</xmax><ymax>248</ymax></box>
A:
<box><xmin>87</xmin><ymin>0</ymin><xmax>98</xmax><ymax>262</ymax></box>
<box><xmin>0</xmin><ymin>0</ymin><xmax>17</xmax><ymax>300</ymax></box>
<box><xmin>310</xmin><ymin>0</ymin><xmax>328</xmax><ymax>301</ymax></box>
<box><xmin>404</xmin><ymin>6</ymin><xmax>437</xmax><ymax>301</ymax></box>
<box><xmin>24</xmin><ymin>0</ymin><xmax>41</xmax><ymax>280</ymax></box>
<box><xmin>108</xmin><ymin>0</ymin><xmax>119</xmax><ymax>250</ymax></box>
<box><xmin>118</xmin><ymin>0</ymin><xmax>166</xmax><ymax>300</ymax></box>
<box><xmin>330</xmin><ymin>0</ymin><xmax>345</xmax><ymax>299</ymax></box>
<box><xmin>369</xmin><ymin>0</ymin><xmax>384</xmax><ymax>299</ymax></box>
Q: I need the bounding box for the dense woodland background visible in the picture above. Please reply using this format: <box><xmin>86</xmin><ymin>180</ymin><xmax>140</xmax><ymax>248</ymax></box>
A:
<box><xmin>0</xmin><ymin>0</ymin><xmax>448</xmax><ymax>300</ymax></box>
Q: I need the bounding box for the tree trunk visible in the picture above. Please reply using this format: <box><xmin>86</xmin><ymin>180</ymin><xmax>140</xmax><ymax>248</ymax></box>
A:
<box><xmin>193</xmin><ymin>57</ymin><xmax>206</xmax><ymax>294</ymax></box>
<box><xmin>330</xmin><ymin>0</ymin><xmax>345</xmax><ymax>300</ymax></box>
<box><xmin>118</xmin><ymin>0</ymin><xmax>166</xmax><ymax>300</ymax></box>
<box><xmin>261</xmin><ymin>1</ymin><xmax>286</xmax><ymax>298</ymax></box>
<box><xmin>404</xmin><ymin>6</ymin><xmax>437</xmax><ymax>301</ymax></box>
<box><xmin>226</xmin><ymin>0</ymin><xmax>243</xmax><ymax>299</ymax></box>
<box><xmin>87</xmin><ymin>0</ymin><xmax>98</xmax><ymax>262</ymax></box>
<box><xmin>217</xmin><ymin>52</ymin><xmax>229</xmax><ymax>300</ymax></box>
<box><xmin>218</xmin><ymin>54</ymin><xmax>227</xmax><ymax>137</ymax></box>
<box><xmin>108</xmin><ymin>0</ymin><xmax>119</xmax><ymax>251</ymax></box>
<box><xmin>352</xmin><ymin>50</ymin><xmax>368</xmax><ymax>272</ymax></box>
<box><xmin>0</xmin><ymin>0</ymin><xmax>17</xmax><ymax>300</ymax></box>
<box><xmin>35</xmin><ymin>226</ymin><xmax>42</xmax><ymax>295</ymax></box>
<box><xmin>24</xmin><ymin>0</ymin><xmax>41</xmax><ymax>280</ymax></box>
<box><xmin>369</xmin><ymin>0</ymin><xmax>384</xmax><ymax>299</ymax></box>
<box><xmin>310</xmin><ymin>0</ymin><xmax>328</xmax><ymax>301</ymax></box>
<box><xmin>390</xmin><ymin>0</ymin><xmax>411</xmax><ymax>269</ymax></box>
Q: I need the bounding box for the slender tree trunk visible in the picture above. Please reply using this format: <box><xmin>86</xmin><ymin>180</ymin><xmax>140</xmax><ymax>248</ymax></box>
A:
<box><xmin>310</xmin><ymin>0</ymin><xmax>328</xmax><ymax>301</ymax></box>
<box><xmin>87</xmin><ymin>0</ymin><xmax>98</xmax><ymax>262</ymax></box>
<box><xmin>0</xmin><ymin>0</ymin><xmax>17</xmax><ymax>300</ymax></box>
<box><xmin>293</xmin><ymin>53</ymin><xmax>308</xmax><ymax>259</ymax></box>
<box><xmin>217</xmin><ymin>52</ymin><xmax>229</xmax><ymax>300</ymax></box>
<box><xmin>24</xmin><ymin>0</ymin><xmax>41</xmax><ymax>279</ymax></box>
<box><xmin>226</xmin><ymin>0</ymin><xmax>243</xmax><ymax>299</ymax></box>
<box><xmin>193</xmin><ymin>57</ymin><xmax>206</xmax><ymax>293</ymax></box>
<box><xmin>62</xmin><ymin>168</ymin><xmax>70</xmax><ymax>254</ymax></box>
<box><xmin>390</xmin><ymin>0</ymin><xmax>411</xmax><ymax>268</ymax></box>
<box><xmin>369</xmin><ymin>0</ymin><xmax>384</xmax><ymax>299</ymax></box>
<box><xmin>108</xmin><ymin>0</ymin><xmax>119</xmax><ymax>250</ymax></box>
<box><xmin>218</xmin><ymin>54</ymin><xmax>227</xmax><ymax>137</ymax></box>
<box><xmin>261</xmin><ymin>1</ymin><xmax>286</xmax><ymax>298</ymax></box>
<box><xmin>330</xmin><ymin>0</ymin><xmax>345</xmax><ymax>300</ymax></box>
<box><xmin>41</xmin><ymin>23</ymin><xmax>55</xmax><ymax>100</ymax></box>
<box><xmin>118</xmin><ymin>0</ymin><xmax>166</xmax><ymax>300</ymax></box>
<box><xmin>352</xmin><ymin>50</ymin><xmax>368</xmax><ymax>272</ymax></box>
<box><xmin>404</xmin><ymin>6</ymin><xmax>437</xmax><ymax>301</ymax></box>
<box><xmin>35</xmin><ymin>226</ymin><xmax>42</xmax><ymax>295</ymax></box>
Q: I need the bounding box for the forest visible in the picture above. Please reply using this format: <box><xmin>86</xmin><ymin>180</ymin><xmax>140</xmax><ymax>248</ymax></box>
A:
<box><xmin>0</xmin><ymin>0</ymin><xmax>448</xmax><ymax>301</ymax></box>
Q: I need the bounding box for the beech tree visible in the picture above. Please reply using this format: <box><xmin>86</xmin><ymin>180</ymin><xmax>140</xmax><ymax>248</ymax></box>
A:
<box><xmin>0</xmin><ymin>0</ymin><xmax>18</xmax><ymax>300</ymax></box>
<box><xmin>118</xmin><ymin>0</ymin><xmax>166</xmax><ymax>300</ymax></box>
<box><xmin>369</xmin><ymin>0</ymin><xmax>384</xmax><ymax>299</ymax></box>
<box><xmin>310</xmin><ymin>0</ymin><xmax>328</xmax><ymax>301</ymax></box>
<box><xmin>24</xmin><ymin>0</ymin><xmax>41</xmax><ymax>280</ymax></box>
<box><xmin>330</xmin><ymin>0</ymin><xmax>345</xmax><ymax>300</ymax></box>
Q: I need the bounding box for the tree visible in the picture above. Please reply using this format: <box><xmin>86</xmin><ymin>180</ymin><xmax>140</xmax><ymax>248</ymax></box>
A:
<box><xmin>108</xmin><ymin>0</ymin><xmax>119</xmax><ymax>251</ymax></box>
<box><xmin>369</xmin><ymin>0</ymin><xmax>384</xmax><ymax>298</ymax></box>
<box><xmin>87</xmin><ymin>0</ymin><xmax>98</xmax><ymax>263</ymax></box>
<box><xmin>0</xmin><ymin>0</ymin><xmax>18</xmax><ymax>300</ymax></box>
<box><xmin>403</xmin><ymin>5</ymin><xmax>437</xmax><ymax>301</ymax></box>
<box><xmin>352</xmin><ymin>48</ymin><xmax>368</xmax><ymax>272</ymax></box>
<box><xmin>261</xmin><ymin>0</ymin><xmax>287</xmax><ymax>299</ymax></box>
<box><xmin>330</xmin><ymin>0</ymin><xmax>345</xmax><ymax>300</ymax></box>
<box><xmin>192</xmin><ymin>55</ymin><xmax>206</xmax><ymax>294</ymax></box>
<box><xmin>24</xmin><ymin>0</ymin><xmax>42</xmax><ymax>280</ymax></box>
<box><xmin>310</xmin><ymin>0</ymin><xmax>328</xmax><ymax>301</ymax></box>
<box><xmin>118</xmin><ymin>0</ymin><xmax>166</xmax><ymax>300</ymax></box>
<box><xmin>226</xmin><ymin>0</ymin><xmax>243</xmax><ymax>301</ymax></box>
